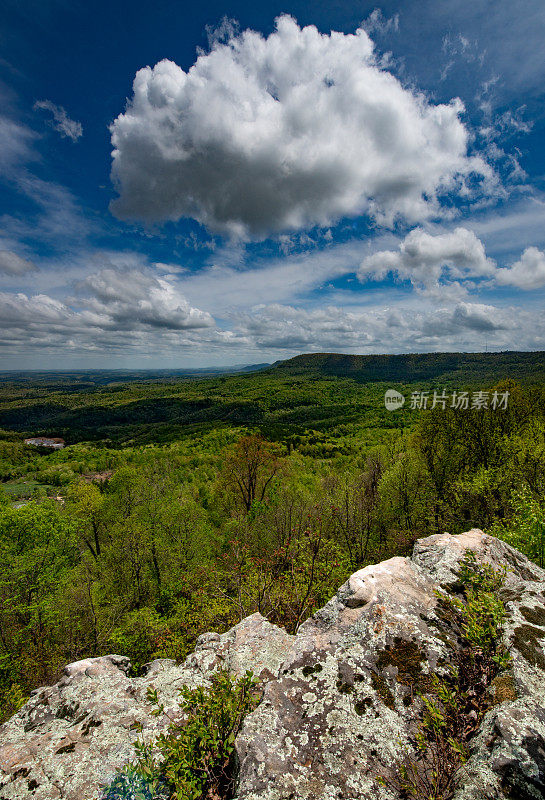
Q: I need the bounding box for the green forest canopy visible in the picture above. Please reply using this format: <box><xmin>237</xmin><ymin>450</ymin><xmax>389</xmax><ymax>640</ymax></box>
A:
<box><xmin>0</xmin><ymin>350</ymin><xmax>544</xmax><ymax>721</ymax></box>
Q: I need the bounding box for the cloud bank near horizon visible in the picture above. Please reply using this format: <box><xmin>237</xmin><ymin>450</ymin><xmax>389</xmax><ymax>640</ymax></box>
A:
<box><xmin>1</xmin><ymin>230</ymin><xmax>545</xmax><ymax>364</ymax></box>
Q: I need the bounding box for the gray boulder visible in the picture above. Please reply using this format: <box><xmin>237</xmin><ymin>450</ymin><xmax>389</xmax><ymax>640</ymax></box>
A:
<box><xmin>0</xmin><ymin>614</ymin><xmax>293</xmax><ymax>800</ymax></box>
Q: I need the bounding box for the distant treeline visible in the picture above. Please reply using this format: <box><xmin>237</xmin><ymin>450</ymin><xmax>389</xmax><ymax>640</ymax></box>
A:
<box><xmin>268</xmin><ymin>350</ymin><xmax>545</xmax><ymax>383</ymax></box>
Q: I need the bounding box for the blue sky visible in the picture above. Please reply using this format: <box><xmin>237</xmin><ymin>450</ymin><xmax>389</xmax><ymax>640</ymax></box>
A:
<box><xmin>1</xmin><ymin>0</ymin><xmax>545</xmax><ymax>368</ymax></box>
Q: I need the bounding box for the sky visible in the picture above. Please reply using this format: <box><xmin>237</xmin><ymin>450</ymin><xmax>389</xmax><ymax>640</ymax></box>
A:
<box><xmin>1</xmin><ymin>0</ymin><xmax>544</xmax><ymax>369</ymax></box>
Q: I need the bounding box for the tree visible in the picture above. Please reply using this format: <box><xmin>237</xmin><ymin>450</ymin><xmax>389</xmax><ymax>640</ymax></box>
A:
<box><xmin>0</xmin><ymin>501</ymin><xmax>79</xmax><ymax>695</ymax></box>
<box><xmin>222</xmin><ymin>435</ymin><xmax>282</xmax><ymax>513</ymax></box>
<box><xmin>65</xmin><ymin>482</ymin><xmax>106</xmax><ymax>561</ymax></box>
<box><xmin>329</xmin><ymin>457</ymin><xmax>383</xmax><ymax>568</ymax></box>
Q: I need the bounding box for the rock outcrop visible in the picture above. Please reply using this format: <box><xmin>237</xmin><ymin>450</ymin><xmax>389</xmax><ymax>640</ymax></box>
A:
<box><xmin>0</xmin><ymin>614</ymin><xmax>293</xmax><ymax>800</ymax></box>
<box><xmin>1</xmin><ymin>530</ymin><xmax>545</xmax><ymax>800</ymax></box>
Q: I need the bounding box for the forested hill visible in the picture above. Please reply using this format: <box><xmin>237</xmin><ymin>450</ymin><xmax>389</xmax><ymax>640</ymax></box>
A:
<box><xmin>0</xmin><ymin>350</ymin><xmax>544</xmax><ymax>446</ymax></box>
<box><xmin>268</xmin><ymin>350</ymin><xmax>545</xmax><ymax>383</ymax></box>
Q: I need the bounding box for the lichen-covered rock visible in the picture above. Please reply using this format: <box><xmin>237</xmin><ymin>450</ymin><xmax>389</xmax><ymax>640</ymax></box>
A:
<box><xmin>1</xmin><ymin>531</ymin><xmax>545</xmax><ymax>800</ymax></box>
<box><xmin>235</xmin><ymin>531</ymin><xmax>545</xmax><ymax>800</ymax></box>
<box><xmin>0</xmin><ymin>614</ymin><xmax>293</xmax><ymax>800</ymax></box>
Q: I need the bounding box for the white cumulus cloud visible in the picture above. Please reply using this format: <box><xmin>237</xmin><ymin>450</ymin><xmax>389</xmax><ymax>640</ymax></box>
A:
<box><xmin>79</xmin><ymin>268</ymin><xmax>215</xmax><ymax>330</ymax></box>
<box><xmin>110</xmin><ymin>15</ymin><xmax>490</xmax><ymax>238</ymax></box>
<box><xmin>359</xmin><ymin>227</ymin><xmax>495</xmax><ymax>287</ymax></box>
<box><xmin>495</xmin><ymin>246</ymin><xmax>545</xmax><ymax>289</ymax></box>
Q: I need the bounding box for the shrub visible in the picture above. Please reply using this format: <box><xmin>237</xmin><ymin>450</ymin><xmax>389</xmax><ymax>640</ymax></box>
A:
<box><xmin>489</xmin><ymin>485</ymin><xmax>545</xmax><ymax>568</ymax></box>
<box><xmin>102</xmin><ymin>670</ymin><xmax>260</xmax><ymax>800</ymax></box>
<box><xmin>0</xmin><ymin>682</ymin><xmax>27</xmax><ymax>724</ymax></box>
<box><xmin>100</xmin><ymin>764</ymin><xmax>168</xmax><ymax>800</ymax></box>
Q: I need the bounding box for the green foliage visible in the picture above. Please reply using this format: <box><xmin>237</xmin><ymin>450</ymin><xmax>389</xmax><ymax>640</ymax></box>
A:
<box><xmin>271</xmin><ymin>351</ymin><xmax>545</xmax><ymax>384</ymax></box>
<box><xmin>101</xmin><ymin>763</ymin><xmax>168</xmax><ymax>800</ymax></box>
<box><xmin>105</xmin><ymin>670</ymin><xmax>260</xmax><ymax>800</ymax></box>
<box><xmin>489</xmin><ymin>484</ymin><xmax>545</xmax><ymax>568</ymax></box>
<box><xmin>451</xmin><ymin>551</ymin><xmax>509</xmax><ymax>668</ymax></box>
<box><xmin>0</xmin><ymin>501</ymin><xmax>80</xmax><ymax>708</ymax></box>
<box><xmin>0</xmin><ymin>681</ymin><xmax>27</xmax><ymax>723</ymax></box>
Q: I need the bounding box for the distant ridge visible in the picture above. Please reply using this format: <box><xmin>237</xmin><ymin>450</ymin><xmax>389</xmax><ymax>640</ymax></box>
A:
<box><xmin>0</xmin><ymin>363</ymin><xmax>271</xmax><ymax>386</ymax></box>
<box><xmin>267</xmin><ymin>351</ymin><xmax>545</xmax><ymax>384</ymax></box>
<box><xmin>1</xmin><ymin>350</ymin><xmax>543</xmax><ymax>445</ymax></box>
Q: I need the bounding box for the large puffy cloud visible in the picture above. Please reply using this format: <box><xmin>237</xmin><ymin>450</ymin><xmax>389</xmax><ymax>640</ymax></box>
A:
<box><xmin>495</xmin><ymin>246</ymin><xmax>545</xmax><ymax>289</ymax></box>
<box><xmin>0</xmin><ymin>251</ymin><xmax>37</xmax><ymax>275</ymax></box>
<box><xmin>110</xmin><ymin>15</ymin><xmax>490</xmax><ymax>238</ymax></box>
<box><xmin>359</xmin><ymin>227</ymin><xmax>495</xmax><ymax>287</ymax></box>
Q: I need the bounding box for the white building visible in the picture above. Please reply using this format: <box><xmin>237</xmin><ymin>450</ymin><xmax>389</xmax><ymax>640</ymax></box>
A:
<box><xmin>24</xmin><ymin>437</ymin><xmax>65</xmax><ymax>449</ymax></box>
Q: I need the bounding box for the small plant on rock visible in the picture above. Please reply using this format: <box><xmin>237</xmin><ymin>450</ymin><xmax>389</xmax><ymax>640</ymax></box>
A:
<box><xmin>102</xmin><ymin>669</ymin><xmax>260</xmax><ymax>800</ymax></box>
<box><xmin>100</xmin><ymin>763</ymin><xmax>168</xmax><ymax>800</ymax></box>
